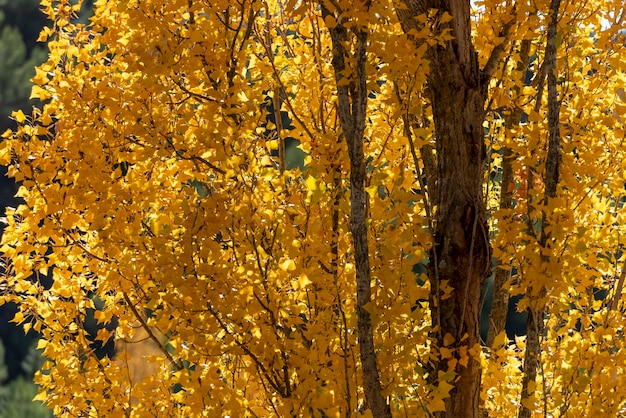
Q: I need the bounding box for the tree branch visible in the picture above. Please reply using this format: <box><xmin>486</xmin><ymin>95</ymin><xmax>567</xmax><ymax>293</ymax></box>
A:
<box><xmin>322</xmin><ymin>2</ymin><xmax>391</xmax><ymax>416</ymax></box>
<box><xmin>519</xmin><ymin>0</ymin><xmax>562</xmax><ymax>415</ymax></box>
<box><xmin>481</xmin><ymin>5</ymin><xmax>519</xmax><ymax>83</ymax></box>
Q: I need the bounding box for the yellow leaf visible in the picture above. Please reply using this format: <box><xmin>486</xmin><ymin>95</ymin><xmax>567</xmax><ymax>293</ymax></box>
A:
<box><xmin>30</xmin><ymin>85</ymin><xmax>51</xmax><ymax>100</ymax></box>
<box><xmin>492</xmin><ymin>331</ymin><xmax>508</xmax><ymax>347</ymax></box>
<box><xmin>11</xmin><ymin>110</ymin><xmax>26</xmax><ymax>123</ymax></box>
<box><xmin>33</xmin><ymin>390</ymin><xmax>47</xmax><ymax>402</ymax></box>
<box><xmin>521</xmin><ymin>396</ymin><xmax>536</xmax><ymax>410</ymax></box>
<box><xmin>237</xmin><ymin>91</ymin><xmax>249</xmax><ymax>102</ymax></box>
<box><xmin>429</xmin><ymin>397</ymin><xmax>446</xmax><ymax>412</ymax></box>
<box><xmin>438</xmin><ymin>379</ymin><xmax>455</xmax><ymax>397</ymax></box>
<box><xmin>324</xmin><ymin>15</ymin><xmax>337</xmax><ymax>29</ymax></box>
<box><xmin>37</xmin><ymin>27</ymin><xmax>53</xmax><ymax>43</ymax></box>
<box><xmin>280</xmin><ymin>259</ymin><xmax>296</xmax><ymax>272</ymax></box>
<box><xmin>257</xmin><ymin>245</ymin><xmax>268</xmax><ymax>259</ymax></box>
<box><xmin>31</xmin><ymin>67</ymin><xmax>50</xmax><ymax>85</ymax></box>
<box><xmin>440</xmin><ymin>346</ymin><xmax>454</xmax><ymax>359</ymax></box>
<box><xmin>305</xmin><ymin>175</ymin><xmax>317</xmax><ymax>191</ymax></box>
<box><xmin>261</xmin><ymin>155</ymin><xmax>274</xmax><ymax>167</ymax></box>
<box><xmin>297</xmin><ymin>274</ymin><xmax>312</xmax><ymax>288</ymax></box>
<box><xmin>440</xmin><ymin>12</ymin><xmax>454</xmax><ymax>24</ymax></box>
<box><xmin>12</xmin><ymin>311</ymin><xmax>24</xmax><ymax>324</ymax></box>
<box><xmin>0</xmin><ymin>140</ymin><xmax>11</xmax><ymax>165</ymax></box>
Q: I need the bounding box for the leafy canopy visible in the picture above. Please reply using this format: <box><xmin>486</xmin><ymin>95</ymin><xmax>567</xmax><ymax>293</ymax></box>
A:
<box><xmin>1</xmin><ymin>0</ymin><xmax>626</xmax><ymax>416</ymax></box>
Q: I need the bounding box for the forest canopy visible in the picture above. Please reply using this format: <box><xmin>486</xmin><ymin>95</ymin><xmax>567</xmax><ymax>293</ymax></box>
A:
<box><xmin>1</xmin><ymin>0</ymin><xmax>626</xmax><ymax>417</ymax></box>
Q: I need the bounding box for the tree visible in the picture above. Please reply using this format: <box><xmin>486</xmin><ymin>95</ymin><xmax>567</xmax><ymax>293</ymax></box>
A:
<box><xmin>1</xmin><ymin>0</ymin><xmax>626</xmax><ymax>416</ymax></box>
<box><xmin>0</xmin><ymin>3</ymin><xmax>47</xmax><ymax>132</ymax></box>
<box><xmin>0</xmin><ymin>1</ymin><xmax>52</xmax><ymax>415</ymax></box>
<box><xmin>0</xmin><ymin>339</ymin><xmax>52</xmax><ymax>418</ymax></box>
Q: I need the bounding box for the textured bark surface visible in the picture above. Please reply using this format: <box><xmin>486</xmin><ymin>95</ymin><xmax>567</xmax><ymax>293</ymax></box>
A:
<box><xmin>425</xmin><ymin>52</ymin><xmax>491</xmax><ymax>418</ymax></box>
<box><xmin>395</xmin><ymin>1</ymin><xmax>503</xmax><ymax>416</ymax></box>
<box><xmin>322</xmin><ymin>3</ymin><xmax>392</xmax><ymax>417</ymax></box>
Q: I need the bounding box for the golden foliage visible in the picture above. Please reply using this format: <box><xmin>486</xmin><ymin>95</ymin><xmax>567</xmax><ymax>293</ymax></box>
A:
<box><xmin>1</xmin><ymin>0</ymin><xmax>626</xmax><ymax>416</ymax></box>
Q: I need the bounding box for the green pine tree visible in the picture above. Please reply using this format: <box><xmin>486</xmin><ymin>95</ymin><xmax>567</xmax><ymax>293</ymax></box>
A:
<box><xmin>0</xmin><ymin>340</ymin><xmax>52</xmax><ymax>418</ymax></box>
<box><xmin>0</xmin><ymin>2</ymin><xmax>52</xmax><ymax>417</ymax></box>
<box><xmin>0</xmin><ymin>9</ymin><xmax>46</xmax><ymax>131</ymax></box>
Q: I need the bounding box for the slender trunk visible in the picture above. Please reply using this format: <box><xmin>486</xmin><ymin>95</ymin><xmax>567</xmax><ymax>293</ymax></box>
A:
<box><xmin>518</xmin><ymin>299</ymin><xmax>546</xmax><ymax>418</ymax></box>
<box><xmin>487</xmin><ymin>39</ymin><xmax>532</xmax><ymax>348</ymax></box>
<box><xmin>322</xmin><ymin>4</ymin><xmax>392</xmax><ymax>417</ymax></box>
<box><xmin>487</xmin><ymin>198</ymin><xmax>512</xmax><ymax>347</ymax></box>
<box><xmin>519</xmin><ymin>1</ymin><xmax>561</xmax><ymax>416</ymax></box>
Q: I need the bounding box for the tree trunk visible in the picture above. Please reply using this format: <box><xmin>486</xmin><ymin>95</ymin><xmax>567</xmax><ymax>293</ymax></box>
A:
<box><xmin>519</xmin><ymin>0</ymin><xmax>562</xmax><ymax>416</ymax></box>
<box><xmin>395</xmin><ymin>1</ymin><xmax>499</xmax><ymax>416</ymax></box>
<box><xmin>427</xmin><ymin>56</ymin><xmax>491</xmax><ymax>418</ymax></box>
<box><xmin>322</xmin><ymin>3</ymin><xmax>392</xmax><ymax>417</ymax></box>
<box><xmin>487</xmin><ymin>39</ymin><xmax>531</xmax><ymax>348</ymax></box>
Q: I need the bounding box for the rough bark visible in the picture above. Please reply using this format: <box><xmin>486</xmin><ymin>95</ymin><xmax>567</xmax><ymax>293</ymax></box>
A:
<box><xmin>519</xmin><ymin>1</ymin><xmax>561</xmax><ymax>417</ymax></box>
<box><xmin>425</xmin><ymin>49</ymin><xmax>491</xmax><ymax>418</ymax></box>
<box><xmin>394</xmin><ymin>0</ymin><xmax>514</xmax><ymax>415</ymax></box>
<box><xmin>322</xmin><ymin>3</ymin><xmax>392</xmax><ymax>417</ymax></box>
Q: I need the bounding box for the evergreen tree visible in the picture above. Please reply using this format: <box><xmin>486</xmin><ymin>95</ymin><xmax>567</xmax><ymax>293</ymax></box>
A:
<box><xmin>0</xmin><ymin>340</ymin><xmax>51</xmax><ymax>418</ymax></box>
<box><xmin>0</xmin><ymin>1</ymin><xmax>49</xmax><ymax>415</ymax></box>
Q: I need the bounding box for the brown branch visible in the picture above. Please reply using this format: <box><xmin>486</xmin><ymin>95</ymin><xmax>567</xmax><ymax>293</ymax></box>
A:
<box><xmin>609</xmin><ymin>258</ymin><xmax>626</xmax><ymax>312</ymax></box>
<box><xmin>330</xmin><ymin>169</ymin><xmax>354</xmax><ymax>417</ymax></box>
<box><xmin>481</xmin><ymin>4</ymin><xmax>519</xmax><ymax>83</ymax></box>
<box><xmin>253</xmin><ymin>8</ymin><xmax>316</xmax><ymax>144</ymax></box>
<box><xmin>394</xmin><ymin>83</ymin><xmax>441</xmax><ymax>341</ymax></box>
<box><xmin>519</xmin><ymin>0</ymin><xmax>562</xmax><ymax>415</ymax></box>
<box><xmin>272</xmin><ymin>88</ymin><xmax>286</xmax><ymax>173</ymax></box>
<box><xmin>121</xmin><ymin>291</ymin><xmax>183</xmax><ymax>371</ymax></box>
<box><xmin>205</xmin><ymin>301</ymin><xmax>288</xmax><ymax>397</ymax></box>
<box><xmin>259</xmin><ymin>2</ymin><xmax>285</xmax><ymax>172</ymax></box>
<box><xmin>322</xmin><ymin>0</ymin><xmax>392</xmax><ymax>415</ymax></box>
<box><xmin>160</xmin><ymin>132</ymin><xmax>226</xmax><ymax>175</ymax></box>
<box><xmin>486</xmin><ymin>38</ymin><xmax>532</xmax><ymax>348</ymax></box>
